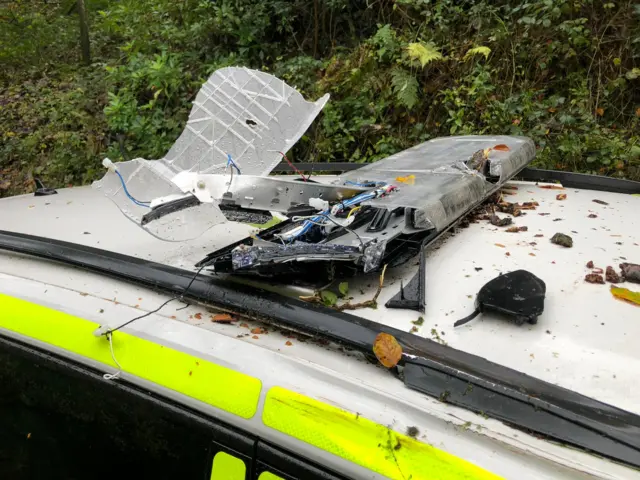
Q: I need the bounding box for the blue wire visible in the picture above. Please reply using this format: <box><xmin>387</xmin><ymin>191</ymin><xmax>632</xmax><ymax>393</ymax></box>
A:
<box><xmin>227</xmin><ymin>153</ymin><xmax>241</xmax><ymax>174</ymax></box>
<box><xmin>114</xmin><ymin>170</ymin><xmax>150</xmax><ymax>208</ymax></box>
<box><xmin>344</xmin><ymin>180</ymin><xmax>386</xmax><ymax>187</ymax></box>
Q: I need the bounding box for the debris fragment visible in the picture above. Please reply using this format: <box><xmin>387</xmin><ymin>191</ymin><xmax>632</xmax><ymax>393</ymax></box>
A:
<box><xmin>585</xmin><ymin>274</ymin><xmax>605</xmax><ymax>284</ymax></box>
<box><xmin>521</xmin><ymin>201</ymin><xmax>539</xmax><ymax>209</ymax></box>
<box><xmin>620</xmin><ymin>263</ymin><xmax>640</xmax><ymax>283</ymax></box>
<box><xmin>239</xmin><ymin>322</ymin><xmax>249</xmax><ymax>329</ymax></box>
<box><xmin>550</xmin><ymin>233</ymin><xmax>573</xmax><ymax>248</ymax></box>
<box><xmin>539</xmin><ymin>185</ymin><xmax>564</xmax><ymax>190</ymax></box>
<box><xmin>606</xmin><ymin>266</ymin><xmax>622</xmax><ymax>284</ymax></box>
<box><xmin>538</xmin><ymin>212</ymin><xmax>550</xmax><ymax>216</ymax></box>
<box><xmin>592</xmin><ymin>199</ymin><xmax>609</xmax><ymax>205</ymax></box>
<box><xmin>534</xmin><ymin>234</ymin><xmax>544</xmax><ymax>238</ymax></box>
<box><xmin>406</xmin><ymin>426</ymin><xmax>420</xmax><ymax>438</ymax></box>
<box><xmin>395</xmin><ymin>174</ymin><xmax>416</xmax><ymax>185</ymax></box>
<box><xmin>412</xmin><ymin>316</ymin><xmax>424</xmax><ymax>326</ymax></box>
<box><xmin>588</xmin><ymin>213</ymin><xmax>598</xmax><ymax>218</ymax></box>
<box><xmin>194</xmin><ymin>313</ymin><xmax>202</xmax><ymax>320</ymax></box>
<box><xmin>373</xmin><ymin>332</ymin><xmax>402</xmax><ymax>368</ymax></box>
<box><xmin>506</xmin><ymin>226</ymin><xmax>528</xmax><ymax>233</ymax></box>
<box><xmin>211</xmin><ymin>313</ymin><xmax>236</xmax><ymax>323</ymax></box>
<box><xmin>610</xmin><ymin>286</ymin><xmax>640</xmax><ymax>306</ymax></box>
<box><xmin>586</xmin><ymin>260</ymin><xmax>594</xmax><ymax>269</ymax></box>
<box><xmin>493</xmin><ymin>144</ymin><xmax>511</xmax><ymax>152</ymax></box>
<box><xmin>285</xmin><ymin>341</ymin><xmax>293</xmax><ymax>346</ymax></box>
<box><xmin>490</xmin><ymin>215</ymin><xmax>513</xmax><ymax>227</ymax></box>
<box><xmin>494</xmin><ymin>243</ymin><xmax>506</xmax><ymax>248</ymax></box>
<box><xmin>250</xmin><ymin>327</ymin><xmax>267</xmax><ymax>334</ymax></box>
<box><xmin>252</xmin><ymin>335</ymin><xmax>259</xmax><ymax>339</ymax></box>
<box><xmin>556</xmin><ymin>193</ymin><xmax>567</xmax><ymax>200</ymax></box>
<box><xmin>592</xmin><ymin>267</ymin><xmax>604</xmax><ymax>274</ymax></box>
<box><xmin>553</xmin><ymin>218</ymin><xmax>563</xmax><ymax>222</ymax></box>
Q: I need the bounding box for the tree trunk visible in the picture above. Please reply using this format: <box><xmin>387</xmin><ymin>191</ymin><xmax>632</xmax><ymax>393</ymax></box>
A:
<box><xmin>77</xmin><ymin>0</ymin><xmax>90</xmax><ymax>65</ymax></box>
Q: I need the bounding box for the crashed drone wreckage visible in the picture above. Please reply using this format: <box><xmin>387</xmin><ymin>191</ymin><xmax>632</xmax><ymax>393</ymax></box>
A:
<box><xmin>93</xmin><ymin>67</ymin><xmax>539</xmax><ymax>320</ymax></box>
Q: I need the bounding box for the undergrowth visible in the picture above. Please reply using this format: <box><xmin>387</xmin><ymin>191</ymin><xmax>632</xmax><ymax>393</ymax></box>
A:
<box><xmin>1</xmin><ymin>0</ymin><xmax>639</xmax><ymax>196</ymax></box>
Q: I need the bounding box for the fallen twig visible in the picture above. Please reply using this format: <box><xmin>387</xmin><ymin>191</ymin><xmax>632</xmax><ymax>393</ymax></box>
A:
<box><xmin>336</xmin><ymin>264</ymin><xmax>388</xmax><ymax>311</ymax></box>
<box><xmin>299</xmin><ymin>264</ymin><xmax>389</xmax><ymax>311</ymax></box>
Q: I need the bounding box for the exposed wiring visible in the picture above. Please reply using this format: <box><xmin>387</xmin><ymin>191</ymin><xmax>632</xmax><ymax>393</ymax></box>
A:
<box><xmin>344</xmin><ymin>180</ymin><xmax>387</xmax><ymax>188</ymax></box>
<box><xmin>278</xmin><ymin>151</ymin><xmax>307</xmax><ymax>182</ymax></box>
<box><xmin>103</xmin><ymin>332</ymin><xmax>122</xmax><ymax>380</ymax></box>
<box><xmin>227</xmin><ymin>153</ymin><xmax>241</xmax><ymax>175</ymax></box>
<box><xmin>346</xmin><ymin>206</ymin><xmax>361</xmax><ymax>219</ymax></box>
<box><xmin>114</xmin><ymin>170</ymin><xmax>150</xmax><ymax>208</ymax></box>
<box><xmin>315</xmin><ymin>213</ymin><xmax>364</xmax><ymax>249</ymax></box>
<box><xmin>100</xmin><ymin>264</ymin><xmax>207</xmax><ymax>336</ymax></box>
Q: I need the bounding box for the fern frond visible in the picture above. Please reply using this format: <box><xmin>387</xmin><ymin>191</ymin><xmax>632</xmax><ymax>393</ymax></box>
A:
<box><xmin>464</xmin><ymin>46</ymin><xmax>491</xmax><ymax>60</ymax></box>
<box><xmin>391</xmin><ymin>67</ymin><xmax>419</xmax><ymax>109</ymax></box>
<box><xmin>406</xmin><ymin>42</ymin><xmax>442</xmax><ymax>68</ymax></box>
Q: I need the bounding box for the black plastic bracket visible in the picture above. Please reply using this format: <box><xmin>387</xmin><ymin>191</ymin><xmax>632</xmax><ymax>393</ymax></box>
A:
<box><xmin>33</xmin><ymin>178</ymin><xmax>58</xmax><ymax>196</ymax></box>
<box><xmin>385</xmin><ymin>247</ymin><xmax>426</xmax><ymax>312</ymax></box>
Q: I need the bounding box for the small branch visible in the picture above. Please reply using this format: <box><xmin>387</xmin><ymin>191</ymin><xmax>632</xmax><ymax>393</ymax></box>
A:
<box><xmin>299</xmin><ymin>264</ymin><xmax>389</xmax><ymax>311</ymax></box>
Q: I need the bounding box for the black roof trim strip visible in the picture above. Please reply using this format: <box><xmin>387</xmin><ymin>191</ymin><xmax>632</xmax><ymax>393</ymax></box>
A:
<box><xmin>0</xmin><ymin>230</ymin><xmax>639</xmax><ymax>468</ymax></box>
<box><xmin>274</xmin><ymin>162</ymin><xmax>640</xmax><ymax>194</ymax></box>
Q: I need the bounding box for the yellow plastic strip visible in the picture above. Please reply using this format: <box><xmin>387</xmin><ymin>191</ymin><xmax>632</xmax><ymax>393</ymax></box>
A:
<box><xmin>263</xmin><ymin>387</ymin><xmax>502</xmax><ymax>480</ymax></box>
<box><xmin>258</xmin><ymin>472</ymin><xmax>284</xmax><ymax>480</ymax></box>
<box><xmin>0</xmin><ymin>294</ymin><xmax>261</xmax><ymax>419</ymax></box>
<box><xmin>210</xmin><ymin>451</ymin><xmax>246</xmax><ymax>480</ymax></box>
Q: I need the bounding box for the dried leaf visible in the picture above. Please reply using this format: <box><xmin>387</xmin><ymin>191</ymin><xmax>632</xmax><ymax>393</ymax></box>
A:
<box><xmin>585</xmin><ymin>274</ymin><xmax>605</xmax><ymax>284</ymax></box>
<box><xmin>586</xmin><ymin>260</ymin><xmax>594</xmax><ymax>269</ymax></box>
<box><xmin>252</xmin><ymin>335</ymin><xmax>259</xmax><ymax>339</ymax></box>
<box><xmin>596</xmin><ymin>108</ymin><xmax>605</xmax><ymax>117</ymax></box>
<box><xmin>539</xmin><ymin>185</ymin><xmax>564</xmax><ymax>190</ymax></box>
<box><xmin>194</xmin><ymin>313</ymin><xmax>202</xmax><ymax>320</ymax></box>
<box><xmin>285</xmin><ymin>340</ymin><xmax>293</xmax><ymax>346</ymax></box>
<box><xmin>373</xmin><ymin>332</ymin><xmax>402</xmax><ymax>369</ymax></box>
<box><xmin>211</xmin><ymin>313</ymin><xmax>236</xmax><ymax>323</ymax></box>
<box><xmin>529</xmin><ymin>253</ymin><xmax>536</xmax><ymax>257</ymax></box>
<box><xmin>606</xmin><ymin>266</ymin><xmax>622</xmax><ymax>284</ymax></box>
<box><xmin>239</xmin><ymin>322</ymin><xmax>249</xmax><ymax>329</ymax></box>
<box><xmin>550</xmin><ymin>233</ymin><xmax>573</xmax><ymax>248</ymax></box>
<box><xmin>338</xmin><ymin>282</ymin><xmax>349</xmax><ymax>297</ymax></box>
<box><xmin>493</xmin><ymin>144</ymin><xmax>511</xmax><ymax>152</ymax></box>
<box><xmin>556</xmin><ymin>193</ymin><xmax>567</xmax><ymax>200</ymax></box>
<box><xmin>251</xmin><ymin>327</ymin><xmax>266</xmax><ymax>334</ymax></box>
<box><xmin>610</xmin><ymin>286</ymin><xmax>640</xmax><ymax>306</ymax></box>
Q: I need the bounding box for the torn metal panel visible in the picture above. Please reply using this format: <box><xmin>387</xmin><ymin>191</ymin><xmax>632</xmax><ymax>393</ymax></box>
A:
<box><xmin>163</xmin><ymin>67</ymin><xmax>329</xmax><ymax>176</ymax></box>
<box><xmin>92</xmin><ymin>67</ymin><xmax>329</xmax><ymax>241</ymax></box>
<box><xmin>338</xmin><ymin>136</ymin><xmax>535</xmax><ymax>231</ymax></box>
<box><xmin>171</xmin><ymin>172</ymin><xmax>368</xmax><ymax>211</ymax></box>
<box><xmin>92</xmin><ymin>158</ymin><xmax>225</xmax><ymax>241</ymax></box>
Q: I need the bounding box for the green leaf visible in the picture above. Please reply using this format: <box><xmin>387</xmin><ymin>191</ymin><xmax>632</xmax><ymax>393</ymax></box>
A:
<box><xmin>406</xmin><ymin>42</ymin><xmax>442</xmax><ymax>68</ymax></box>
<box><xmin>338</xmin><ymin>282</ymin><xmax>349</xmax><ymax>297</ymax></box>
<box><xmin>391</xmin><ymin>67</ymin><xmax>419</xmax><ymax>109</ymax></box>
<box><xmin>464</xmin><ymin>46</ymin><xmax>491</xmax><ymax>61</ymax></box>
<box><xmin>320</xmin><ymin>290</ymin><xmax>338</xmax><ymax>307</ymax></box>
<box><xmin>625</xmin><ymin>68</ymin><xmax>640</xmax><ymax>80</ymax></box>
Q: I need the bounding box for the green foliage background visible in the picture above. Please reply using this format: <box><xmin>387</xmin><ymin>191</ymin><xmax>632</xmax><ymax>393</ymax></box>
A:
<box><xmin>1</xmin><ymin>0</ymin><xmax>639</xmax><ymax>195</ymax></box>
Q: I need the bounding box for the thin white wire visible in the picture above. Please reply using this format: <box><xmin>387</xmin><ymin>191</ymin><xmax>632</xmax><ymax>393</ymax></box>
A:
<box><xmin>103</xmin><ymin>332</ymin><xmax>122</xmax><ymax>381</ymax></box>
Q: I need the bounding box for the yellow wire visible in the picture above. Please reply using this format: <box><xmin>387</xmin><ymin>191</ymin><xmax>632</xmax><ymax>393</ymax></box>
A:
<box><xmin>346</xmin><ymin>206</ymin><xmax>361</xmax><ymax>219</ymax></box>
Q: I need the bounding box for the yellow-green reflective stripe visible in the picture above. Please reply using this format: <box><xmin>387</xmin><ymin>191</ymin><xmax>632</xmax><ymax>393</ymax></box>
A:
<box><xmin>210</xmin><ymin>451</ymin><xmax>246</xmax><ymax>480</ymax></box>
<box><xmin>263</xmin><ymin>387</ymin><xmax>502</xmax><ymax>480</ymax></box>
<box><xmin>0</xmin><ymin>294</ymin><xmax>261</xmax><ymax>419</ymax></box>
<box><xmin>258</xmin><ymin>472</ymin><xmax>284</xmax><ymax>480</ymax></box>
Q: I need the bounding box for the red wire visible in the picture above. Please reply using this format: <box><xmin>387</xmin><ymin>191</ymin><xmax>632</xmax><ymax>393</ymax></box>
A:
<box><xmin>278</xmin><ymin>151</ymin><xmax>307</xmax><ymax>182</ymax></box>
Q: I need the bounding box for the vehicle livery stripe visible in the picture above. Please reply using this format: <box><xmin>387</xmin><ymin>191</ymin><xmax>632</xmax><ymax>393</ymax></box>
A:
<box><xmin>262</xmin><ymin>386</ymin><xmax>502</xmax><ymax>480</ymax></box>
<box><xmin>0</xmin><ymin>294</ymin><xmax>261</xmax><ymax>419</ymax></box>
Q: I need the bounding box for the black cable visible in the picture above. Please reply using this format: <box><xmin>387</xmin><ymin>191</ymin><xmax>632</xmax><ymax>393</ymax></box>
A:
<box><xmin>105</xmin><ymin>264</ymin><xmax>207</xmax><ymax>335</ymax></box>
<box><xmin>453</xmin><ymin>307</ymin><xmax>481</xmax><ymax>327</ymax></box>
